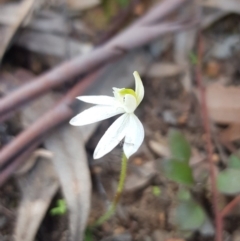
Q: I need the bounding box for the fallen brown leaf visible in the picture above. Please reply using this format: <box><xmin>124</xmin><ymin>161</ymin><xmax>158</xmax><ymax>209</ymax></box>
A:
<box><xmin>125</xmin><ymin>161</ymin><xmax>157</xmax><ymax>193</ymax></box>
<box><xmin>15</xmin><ymin>157</ymin><xmax>59</xmax><ymax>241</ymax></box>
<box><xmin>0</xmin><ymin>0</ymin><xmax>37</xmax><ymax>63</ymax></box>
<box><xmin>148</xmin><ymin>140</ymin><xmax>205</xmax><ymax>165</ymax></box>
<box><xmin>220</xmin><ymin>124</ymin><xmax>240</xmax><ymax>142</ymax></box>
<box><xmin>206</xmin><ymin>83</ymin><xmax>240</xmax><ymax>124</ymax></box>
<box><xmin>15</xmin><ymin>148</ymin><xmax>53</xmax><ymax>175</ymax></box>
<box><xmin>45</xmin><ymin>125</ymin><xmax>91</xmax><ymax>241</ymax></box>
<box><xmin>147</xmin><ymin>63</ymin><xmax>183</xmax><ymax>78</ymax></box>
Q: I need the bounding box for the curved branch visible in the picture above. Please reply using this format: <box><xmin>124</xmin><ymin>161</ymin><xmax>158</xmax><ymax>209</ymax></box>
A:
<box><xmin>0</xmin><ymin>70</ymin><xmax>100</xmax><ymax>177</ymax></box>
<box><xmin>0</xmin><ymin>0</ymin><xmax>193</xmax><ymax>120</ymax></box>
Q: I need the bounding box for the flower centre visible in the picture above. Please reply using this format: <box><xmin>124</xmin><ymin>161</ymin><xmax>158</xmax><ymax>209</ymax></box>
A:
<box><xmin>113</xmin><ymin>88</ymin><xmax>138</xmax><ymax>113</ymax></box>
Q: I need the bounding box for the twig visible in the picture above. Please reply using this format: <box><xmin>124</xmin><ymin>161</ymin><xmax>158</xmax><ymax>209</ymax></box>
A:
<box><xmin>0</xmin><ymin>0</ymin><xmax>195</xmax><ymax>121</ymax></box>
<box><xmin>0</xmin><ymin>141</ymin><xmax>38</xmax><ymax>186</ymax></box>
<box><xmin>0</xmin><ymin>203</ymin><xmax>15</xmax><ymax>219</ymax></box>
<box><xmin>221</xmin><ymin>196</ymin><xmax>240</xmax><ymax>218</ymax></box>
<box><xmin>0</xmin><ymin>70</ymin><xmax>101</xmax><ymax>184</ymax></box>
<box><xmin>96</xmin><ymin>0</ymin><xmax>141</xmax><ymax>45</ymax></box>
<box><xmin>196</xmin><ymin>34</ymin><xmax>222</xmax><ymax>241</ymax></box>
<box><xmin>0</xmin><ymin>0</ymin><xmax>199</xmax><ymax>186</ymax></box>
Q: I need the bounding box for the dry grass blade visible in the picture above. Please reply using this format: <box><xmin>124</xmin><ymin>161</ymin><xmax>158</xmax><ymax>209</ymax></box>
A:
<box><xmin>45</xmin><ymin>126</ymin><xmax>91</xmax><ymax>241</ymax></box>
<box><xmin>15</xmin><ymin>158</ymin><xmax>59</xmax><ymax>241</ymax></box>
<box><xmin>0</xmin><ymin>0</ymin><xmax>36</xmax><ymax>63</ymax></box>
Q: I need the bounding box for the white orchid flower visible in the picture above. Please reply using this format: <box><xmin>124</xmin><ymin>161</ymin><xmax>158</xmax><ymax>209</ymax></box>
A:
<box><xmin>70</xmin><ymin>71</ymin><xmax>144</xmax><ymax>159</ymax></box>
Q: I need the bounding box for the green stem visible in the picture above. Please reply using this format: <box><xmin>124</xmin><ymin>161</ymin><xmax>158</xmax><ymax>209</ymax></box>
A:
<box><xmin>92</xmin><ymin>153</ymin><xmax>128</xmax><ymax>227</ymax></box>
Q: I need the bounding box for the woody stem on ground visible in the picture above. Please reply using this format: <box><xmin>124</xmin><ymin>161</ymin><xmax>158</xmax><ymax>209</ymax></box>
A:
<box><xmin>0</xmin><ymin>70</ymin><xmax>101</xmax><ymax>186</ymax></box>
<box><xmin>196</xmin><ymin>34</ymin><xmax>222</xmax><ymax>241</ymax></box>
<box><xmin>92</xmin><ymin>153</ymin><xmax>128</xmax><ymax>227</ymax></box>
<box><xmin>221</xmin><ymin>195</ymin><xmax>240</xmax><ymax>218</ymax></box>
<box><xmin>0</xmin><ymin>0</ymin><xmax>200</xmax><ymax>186</ymax></box>
<box><xmin>0</xmin><ymin>0</ymin><xmax>196</xmax><ymax>121</ymax></box>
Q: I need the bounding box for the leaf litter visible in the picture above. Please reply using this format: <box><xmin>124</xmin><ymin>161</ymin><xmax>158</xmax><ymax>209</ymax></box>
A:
<box><xmin>2</xmin><ymin>0</ymin><xmax>240</xmax><ymax>241</ymax></box>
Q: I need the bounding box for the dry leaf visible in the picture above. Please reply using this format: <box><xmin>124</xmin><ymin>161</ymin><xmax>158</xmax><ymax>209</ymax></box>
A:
<box><xmin>125</xmin><ymin>161</ymin><xmax>157</xmax><ymax>193</ymax></box>
<box><xmin>0</xmin><ymin>0</ymin><xmax>37</xmax><ymax>63</ymax></box>
<box><xmin>147</xmin><ymin>63</ymin><xmax>183</xmax><ymax>78</ymax></box>
<box><xmin>45</xmin><ymin>126</ymin><xmax>91</xmax><ymax>241</ymax></box>
<box><xmin>206</xmin><ymin>83</ymin><xmax>240</xmax><ymax>124</ymax></box>
<box><xmin>15</xmin><ymin>149</ymin><xmax>53</xmax><ymax>175</ymax></box>
<box><xmin>201</xmin><ymin>0</ymin><xmax>240</xmax><ymax>14</ymax></box>
<box><xmin>67</xmin><ymin>0</ymin><xmax>100</xmax><ymax>11</ymax></box>
<box><xmin>15</xmin><ymin>31</ymin><xmax>93</xmax><ymax>58</ymax></box>
<box><xmin>149</xmin><ymin>140</ymin><xmax>205</xmax><ymax>165</ymax></box>
<box><xmin>19</xmin><ymin>87</ymin><xmax>91</xmax><ymax>241</ymax></box>
<box><xmin>149</xmin><ymin>140</ymin><xmax>170</xmax><ymax>157</ymax></box>
<box><xmin>15</xmin><ymin>158</ymin><xmax>59</xmax><ymax>241</ymax></box>
<box><xmin>210</xmin><ymin>35</ymin><xmax>240</xmax><ymax>59</ymax></box>
<box><xmin>201</xmin><ymin>9</ymin><xmax>230</xmax><ymax>29</ymax></box>
<box><xmin>220</xmin><ymin>124</ymin><xmax>240</xmax><ymax>142</ymax></box>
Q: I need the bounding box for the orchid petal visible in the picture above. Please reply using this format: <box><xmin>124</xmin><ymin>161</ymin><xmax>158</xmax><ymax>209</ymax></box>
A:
<box><xmin>133</xmin><ymin>71</ymin><xmax>144</xmax><ymax>105</ymax></box>
<box><xmin>70</xmin><ymin>105</ymin><xmax>124</xmax><ymax>126</ymax></box>
<box><xmin>94</xmin><ymin>114</ymin><xmax>130</xmax><ymax>159</ymax></box>
<box><xmin>123</xmin><ymin>94</ymin><xmax>137</xmax><ymax>113</ymax></box>
<box><xmin>77</xmin><ymin>96</ymin><xmax>116</xmax><ymax>106</ymax></box>
<box><xmin>123</xmin><ymin>114</ymin><xmax>144</xmax><ymax>158</ymax></box>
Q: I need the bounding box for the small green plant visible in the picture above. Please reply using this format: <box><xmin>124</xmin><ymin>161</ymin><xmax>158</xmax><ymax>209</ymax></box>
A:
<box><xmin>152</xmin><ymin>185</ymin><xmax>161</xmax><ymax>197</ymax></box>
<box><xmin>50</xmin><ymin>199</ymin><xmax>67</xmax><ymax>216</ymax></box>
<box><xmin>217</xmin><ymin>154</ymin><xmax>240</xmax><ymax>195</ymax></box>
<box><xmin>175</xmin><ymin>189</ymin><xmax>206</xmax><ymax>232</ymax></box>
<box><xmin>84</xmin><ymin>228</ymin><xmax>94</xmax><ymax>241</ymax></box>
<box><xmin>161</xmin><ymin>130</ymin><xmax>207</xmax><ymax>235</ymax></box>
<box><xmin>102</xmin><ymin>0</ymin><xmax>130</xmax><ymax>19</ymax></box>
<box><xmin>188</xmin><ymin>51</ymin><xmax>198</xmax><ymax>65</ymax></box>
<box><xmin>70</xmin><ymin>72</ymin><xmax>145</xmax><ymax>228</ymax></box>
<box><xmin>162</xmin><ymin>130</ymin><xmax>194</xmax><ymax>186</ymax></box>
<box><xmin>161</xmin><ymin>129</ymin><xmax>240</xmax><ymax>237</ymax></box>
<box><xmin>117</xmin><ymin>0</ymin><xmax>129</xmax><ymax>7</ymax></box>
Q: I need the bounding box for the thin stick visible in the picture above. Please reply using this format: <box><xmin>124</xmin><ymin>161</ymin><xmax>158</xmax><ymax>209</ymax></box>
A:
<box><xmin>0</xmin><ymin>70</ymin><xmax>100</xmax><ymax>171</ymax></box>
<box><xmin>221</xmin><ymin>196</ymin><xmax>240</xmax><ymax>218</ymax></box>
<box><xmin>196</xmin><ymin>34</ymin><xmax>222</xmax><ymax>241</ymax></box>
<box><xmin>0</xmin><ymin>0</ymin><xmax>195</xmax><ymax>120</ymax></box>
<box><xmin>93</xmin><ymin>153</ymin><xmax>128</xmax><ymax>227</ymax></box>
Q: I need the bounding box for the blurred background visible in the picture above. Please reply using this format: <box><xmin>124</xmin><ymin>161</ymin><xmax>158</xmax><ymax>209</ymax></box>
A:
<box><xmin>1</xmin><ymin>0</ymin><xmax>240</xmax><ymax>240</ymax></box>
